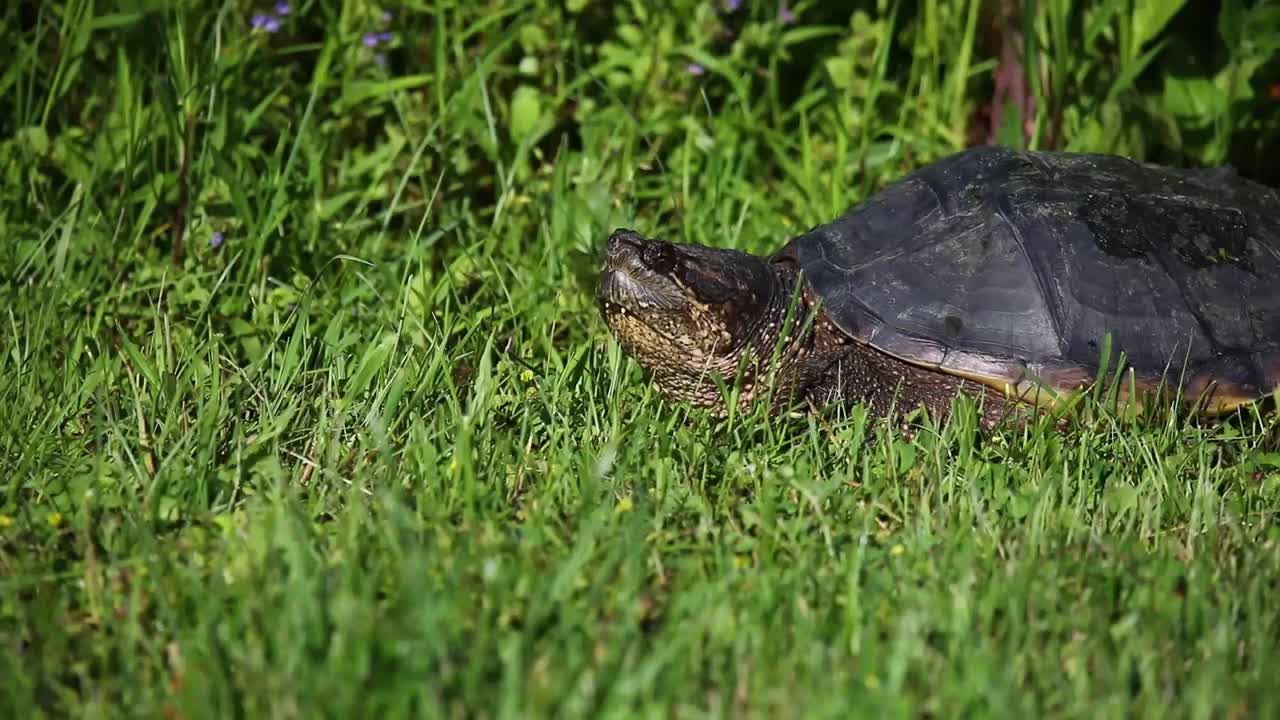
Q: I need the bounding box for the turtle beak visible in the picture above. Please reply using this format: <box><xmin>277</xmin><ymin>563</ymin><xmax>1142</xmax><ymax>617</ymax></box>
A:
<box><xmin>597</xmin><ymin>229</ymin><xmax>683</xmax><ymax>310</ymax></box>
<box><xmin>598</xmin><ymin>230</ymin><xmax>641</xmax><ymax>305</ymax></box>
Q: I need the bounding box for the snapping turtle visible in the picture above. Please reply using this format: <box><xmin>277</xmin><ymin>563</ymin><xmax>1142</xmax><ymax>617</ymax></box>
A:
<box><xmin>597</xmin><ymin>145</ymin><xmax>1280</xmax><ymax>427</ymax></box>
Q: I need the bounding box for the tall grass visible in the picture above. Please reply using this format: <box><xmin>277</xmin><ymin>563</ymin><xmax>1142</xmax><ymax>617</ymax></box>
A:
<box><xmin>2</xmin><ymin>1</ymin><xmax>1279</xmax><ymax>717</ymax></box>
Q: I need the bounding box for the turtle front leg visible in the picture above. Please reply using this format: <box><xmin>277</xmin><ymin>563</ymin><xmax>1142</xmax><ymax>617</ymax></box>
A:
<box><xmin>805</xmin><ymin>338</ymin><xmax>1037</xmax><ymax>433</ymax></box>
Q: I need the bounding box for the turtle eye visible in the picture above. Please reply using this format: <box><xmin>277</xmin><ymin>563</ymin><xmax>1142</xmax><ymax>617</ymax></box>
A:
<box><xmin>641</xmin><ymin>242</ymin><xmax>679</xmax><ymax>275</ymax></box>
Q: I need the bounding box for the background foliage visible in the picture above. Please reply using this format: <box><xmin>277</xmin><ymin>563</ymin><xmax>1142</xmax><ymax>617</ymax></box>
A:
<box><xmin>2</xmin><ymin>0</ymin><xmax>1280</xmax><ymax>717</ymax></box>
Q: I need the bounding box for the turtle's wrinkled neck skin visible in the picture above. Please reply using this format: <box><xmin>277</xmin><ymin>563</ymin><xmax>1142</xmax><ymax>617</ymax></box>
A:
<box><xmin>597</xmin><ymin>229</ymin><xmax>1017</xmax><ymax>426</ymax></box>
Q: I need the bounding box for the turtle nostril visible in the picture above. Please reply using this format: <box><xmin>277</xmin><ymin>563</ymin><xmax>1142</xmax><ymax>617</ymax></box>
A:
<box><xmin>605</xmin><ymin>231</ymin><xmax>646</xmax><ymax>271</ymax></box>
<box><xmin>603</xmin><ymin>230</ymin><xmax>681</xmax><ymax>276</ymax></box>
<box><xmin>607</xmin><ymin>229</ymin><xmax>646</xmax><ymax>254</ymax></box>
<box><xmin>604</xmin><ymin>226</ymin><xmax>655</xmax><ymax>266</ymax></box>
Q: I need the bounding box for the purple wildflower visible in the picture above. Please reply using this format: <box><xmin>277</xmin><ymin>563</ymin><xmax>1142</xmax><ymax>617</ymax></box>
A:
<box><xmin>251</xmin><ymin>9</ymin><xmax>283</xmax><ymax>33</ymax></box>
<box><xmin>723</xmin><ymin>0</ymin><xmax>741</xmax><ymax>10</ymax></box>
<box><xmin>211</xmin><ymin>232</ymin><xmax>225</xmax><ymax>249</ymax></box>
<box><xmin>778</xmin><ymin>2</ymin><xmax>796</xmax><ymax>23</ymax></box>
<box><xmin>687</xmin><ymin>62</ymin><xmax>706</xmax><ymax>76</ymax></box>
<box><xmin>381</xmin><ymin>10</ymin><xmax>393</xmax><ymax>22</ymax></box>
<box><xmin>363</xmin><ymin>30</ymin><xmax>394</xmax><ymax>51</ymax></box>
<box><xmin>274</xmin><ymin>1</ymin><xmax>291</xmax><ymax>15</ymax></box>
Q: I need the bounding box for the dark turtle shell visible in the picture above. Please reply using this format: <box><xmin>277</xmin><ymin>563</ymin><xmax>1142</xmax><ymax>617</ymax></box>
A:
<box><xmin>777</xmin><ymin>145</ymin><xmax>1280</xmax><ymax>412</ymax></box>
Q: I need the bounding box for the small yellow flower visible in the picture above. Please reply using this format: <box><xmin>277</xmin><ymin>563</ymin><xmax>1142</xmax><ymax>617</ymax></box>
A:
<box><xmin>890</xmin><ymin>544</ymin><xmax>905</xmax><ymax>556</ymax></box>
<box><xmin>615</xmin><ymin>496</ymin><xmax>634</xmax><ymax>514</ymax></box>
<box><xmin>520</xmin><ymin>369</ymin><xmax>535</xmax><ymax>383</ymax></box>
<box><xmin>0</xmin><ymin>515</ymin><xmax>12</xmax><ymax>529</ymax></box>
<box><xmin>47</xmin><ymin>512</ymin><xmax>64</xmax><ymax>528</ymax></box>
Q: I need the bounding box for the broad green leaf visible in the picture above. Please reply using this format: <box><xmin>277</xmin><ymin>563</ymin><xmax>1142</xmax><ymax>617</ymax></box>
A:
<box><xmin>1104</xmin><ymin>483</ymin><xmax>1140</xmax><ymax>516</ymax></box>
<box><xmin>228</xmin><ymin>318</ymin><xmax>264</xmax><ymax>364</ymax></box>
<box><xmin>1162</xmin><ymin>75</ymin><xmax>1223</xmax><ymax>123</ymax></box>
<box><xmin>509</xmin><ymin>85</ymin><xmax>543</xmax><ymax>142</ymax></box>
<box><xmin>1218</xmin><ymin>0</ymin><xmax>1245</xmax><ymax>51</ymax></box>
<box><xmin>1214</xmin><ymin>57</ymin><xmax>1266</xmax><ymax>103</ymax></box>
<box><xmin>825</xmin><ymin>57</ymin><xmax>854</xmax><ymax>90</ymax></box>
<box><xmin>15</xmin><ymin>126</ymin><xmax>49</xmax><ymax>155</ymax></box>
<box><xmin>1132</xmin><ymin>0</ymin><xmax>1188</xmax><ymax>50</ymax></box>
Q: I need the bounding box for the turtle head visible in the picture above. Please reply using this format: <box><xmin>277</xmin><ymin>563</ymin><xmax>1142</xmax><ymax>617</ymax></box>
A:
<box><xmin>597</xmin><ymin>229</ymin><xmax>788</xmax><ymax>409</ymax></box>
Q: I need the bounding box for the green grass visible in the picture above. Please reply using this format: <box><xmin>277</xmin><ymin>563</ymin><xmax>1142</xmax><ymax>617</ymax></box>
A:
<box><xmin>3</xmin><ymin>0</ymin><xmax>1280</xmax><ymax>717</ymax></box>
